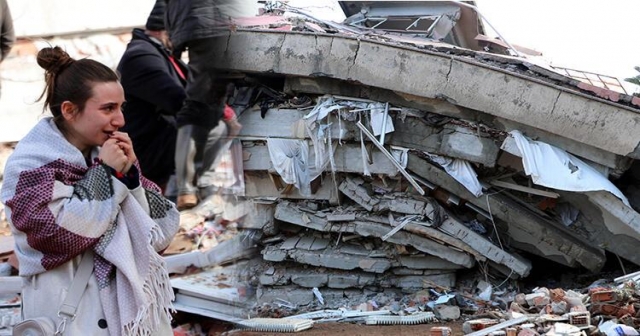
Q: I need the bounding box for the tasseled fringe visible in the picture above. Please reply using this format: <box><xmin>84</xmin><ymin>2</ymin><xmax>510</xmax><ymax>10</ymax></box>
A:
<box><xmin>149</xmin><ymin>222</ymin><xmax>169</xmax><ymax>252</ymax></box>
<box><xmin>122</xmin><ymin>245</ymin><xmax>174</xmax><ymax>336</ymax></box>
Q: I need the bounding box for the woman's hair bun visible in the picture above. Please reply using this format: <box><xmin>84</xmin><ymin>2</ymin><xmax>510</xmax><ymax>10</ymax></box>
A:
<box><xmin>37</xmin><ymin>46</ymin><xmax>75</xmax><ymax>75</ymax></box>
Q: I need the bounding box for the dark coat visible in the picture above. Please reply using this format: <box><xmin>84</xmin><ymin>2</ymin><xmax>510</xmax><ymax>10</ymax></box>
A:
<box><xmin>117</xmin><ymin>28</ymin><xmax>188</xmax><ymax>186</ymax></box>
<box><xmin>0</xmin><ymin>0</ymin><xmax>13</xmax><ymax>62</ymax></box>
<box><xmin>165</xmin><ymin>0</ymin><xmax>228</xmax><ymax>53</ymax></box>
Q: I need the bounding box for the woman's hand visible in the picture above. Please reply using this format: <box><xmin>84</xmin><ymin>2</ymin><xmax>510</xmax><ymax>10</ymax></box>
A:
<box><xmin>99</xmin><ymin>132</ymin><xmax>137</xmax><ymax>173</ymax></box>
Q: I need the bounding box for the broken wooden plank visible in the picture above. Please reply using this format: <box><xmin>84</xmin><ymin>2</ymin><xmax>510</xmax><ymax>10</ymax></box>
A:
<box><xmin>489</xmin><ymin>180</ymin><xmax>560</xmax><ymax>198</ymax></box>
<box><xmin>407</xmin><ymin>153</ymin><xmax>605</xmax><ymax>272</ymax></box>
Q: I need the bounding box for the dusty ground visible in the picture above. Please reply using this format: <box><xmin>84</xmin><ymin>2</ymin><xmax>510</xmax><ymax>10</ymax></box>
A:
<box><xmin>188</xmin><ymin>322</ymin><xmax>462</xmax><ymax>336</ymax></box>
<box><xmin>212</xmin><ymin>321</ymin><xmax>464</xmax><ymax>336</ymax></box>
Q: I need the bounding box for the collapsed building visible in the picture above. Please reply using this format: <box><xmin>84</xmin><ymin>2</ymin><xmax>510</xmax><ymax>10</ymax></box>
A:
<box><xmin>3</xmin><ymin>1</ymin><xmax>640</xmax><ymax>334</ymax></box>
<box><xmin>159</xmin><ymin>0</ymin><xmax>640</xmax><ymax>324</ymax></box>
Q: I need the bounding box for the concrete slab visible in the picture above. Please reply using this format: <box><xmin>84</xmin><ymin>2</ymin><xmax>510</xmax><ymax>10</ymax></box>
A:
<box><xmin>220</xmin><ymin>30</ymin><xmax>640</xmax><ymax>157</ymax></box>
<box><xmin>274</xmin><ymin>203</ymin><xmax>475</xmax><ymax>268</ymax></box>
<box><xmin>407</xmin><ymin>153</ymin><xmax>606</xmax><ymax>272</ymax></box>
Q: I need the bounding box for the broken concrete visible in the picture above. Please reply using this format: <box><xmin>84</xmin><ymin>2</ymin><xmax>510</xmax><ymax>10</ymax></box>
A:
<box><xmin>262</xmin><ymin>244</ymin><xmax>392</xmax><ymax>273</ymax></box>
<box><xmin>244</xmin><ymin>171</ymin><xmax>340</xmax><ymax>204</ymax></box>
<box><xmin>407</xmin><ymin>153</ymin><xmax>606</xmax><ymax>272</ymax></box>
<box><xmin>216</xmin><ymin>30</ymin><xmax>640</xmax><ymax>157</ymax></box>
<box><xmin>436</xmin><ymin>215</ymin><xmax>531</xmax><ymax>277</ymax></box>
<box><xmin>243</xmin><ymin>143</ymin><xmax>399</xmax><ymax>176</ymax></box>
<box><xmin>274</xmin><ymin>202</ymin><xmax>475</xmax><ymax>268</ymax></box>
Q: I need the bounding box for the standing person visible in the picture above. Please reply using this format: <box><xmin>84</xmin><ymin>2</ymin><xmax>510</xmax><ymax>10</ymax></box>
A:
<box><xmin>0</xmin><ymin>0</ymin><xmax>15</xmax><ymax>98</ymax></box>
<box><xmin>118</xmin><ymin>0</ymin><xmax>188</xmax><ymax>191</ymax></box>
<box><xmin>1</xmin><ymin>46</ymin><xmax>178</xmax><ymax>335</ymax></box>
<box><xmin>165</xmin><ymin>0</ymin><xmax>242</xmax><ymax>210</ymax></box>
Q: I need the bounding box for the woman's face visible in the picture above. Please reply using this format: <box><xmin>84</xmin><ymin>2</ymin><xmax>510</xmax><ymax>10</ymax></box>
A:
<box><xmin>62</xmin><ymin>81</ymin><xmax>126</xmax><ymax>154</ymax></box>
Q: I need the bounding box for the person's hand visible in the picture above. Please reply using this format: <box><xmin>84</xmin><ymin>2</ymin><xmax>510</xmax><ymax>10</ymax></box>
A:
<box><xmin>99</xmin><ymin>138</ymin><xmax>129</xmax><ymax>173</ymax></box>
<box><xmin>108</xmin><ymin>132</ymin><xmax>137</xmax><ymax>173</ymax></box>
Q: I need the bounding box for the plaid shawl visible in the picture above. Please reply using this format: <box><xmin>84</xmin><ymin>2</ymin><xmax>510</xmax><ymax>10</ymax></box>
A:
<box><xmin>1</xmin><ymin>118</ymin><xmax>179</xmax><ymax>336</ymax></box>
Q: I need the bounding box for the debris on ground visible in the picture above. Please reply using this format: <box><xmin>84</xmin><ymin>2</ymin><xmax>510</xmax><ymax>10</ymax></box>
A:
<box><xmin>3</xmin><ymin>1</ymin><xmax>640</xmax><ymax>336</ymax></box>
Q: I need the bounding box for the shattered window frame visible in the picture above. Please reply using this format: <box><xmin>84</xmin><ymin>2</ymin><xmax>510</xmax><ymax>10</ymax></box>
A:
<box><xmin>347</xmin><ymin>15</ymin><xmax>442</xmax><ymax>37</ymax></box>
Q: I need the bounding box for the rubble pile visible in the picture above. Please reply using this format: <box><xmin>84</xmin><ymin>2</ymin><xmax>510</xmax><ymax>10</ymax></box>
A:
<box><xmin>231</xmin><ymin>92</ymin><xmax>558</xmax><ymax>313</ymax></box>
<box><xmin>3</xmin><ymin>1</ymin><xmax>640</xmax><ymax>335</ymax></box>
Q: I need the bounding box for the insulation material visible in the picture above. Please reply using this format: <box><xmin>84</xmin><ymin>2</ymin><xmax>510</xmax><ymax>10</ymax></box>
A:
<box><xmin>267</xmin><ymin>139</ymin><xmax>312</xmax><ymax>196</ymax></box>
<box><xmin>370</xmin><ymin>103</ymin><xmax>395</xmax><ymax>136</ymax></box>
<box><xmin>510</xmin><ymin>130</ymin><xmax>629</xmax><ymax>206</ymax></box>
<box><xmin>425</xmin><ymin>153</ymin><xmax>483</xmax><ymax>197</ymax></box>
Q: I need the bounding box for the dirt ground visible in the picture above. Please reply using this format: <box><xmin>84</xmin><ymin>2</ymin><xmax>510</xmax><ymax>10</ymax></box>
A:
<box><xmin>215</xmin><ymin>321</ymin><xmax>464</xmax><ymax>336</ymax></box>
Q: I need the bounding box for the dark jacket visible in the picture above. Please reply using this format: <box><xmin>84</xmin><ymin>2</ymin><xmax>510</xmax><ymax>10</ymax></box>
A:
<box><xmin>0</xmin><ymin>0</ymin><xmax>14</xmax><ymax>96</ymax></box>
<box><xmin>117</xmin><ymin>28</ymin><xmax>188</xmax><ymax>186</ymax></box>
<box><xmin>165</xmin><ymin>0</ymin><xmax>229</xmax><ymax>53</ymax></box>
<box><xmin>0</xmin><ymin>0</ymin><xmax>13</xmax><ymax>62</ymax></box>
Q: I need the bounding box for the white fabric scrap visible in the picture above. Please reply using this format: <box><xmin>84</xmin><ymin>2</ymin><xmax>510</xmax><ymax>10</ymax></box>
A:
<box><xmin>305</xmin><ymin>118</ymin><xmax>330</xmax><ymax>173</ymax></box>
<box><xmin>390</xmin><ymin>146</ymin><xmax>409</xmax><ymax>169</ymax></box>
<box><xmin>510</xmin><ymin>130</ymin><xmax>630</xmax><ymax>206</ymax></box>
<box><xmin>426</xmin><ymin>152</ymin><xmax>483</xmax><ymax>197</ymax></box>
<box><xmin>304</xmin><ymin>97</ymin><xmax>342</xmax><ymax>122</ymax></box>
<box><xmin>267</xmin><ymin>138</ymin><xmax>311</xmax><ymax>196</ymax></box>
<box><xmin>369</xmin><ymin>103</ymin><xmax>395</xmax><ymax>136</ymax></box>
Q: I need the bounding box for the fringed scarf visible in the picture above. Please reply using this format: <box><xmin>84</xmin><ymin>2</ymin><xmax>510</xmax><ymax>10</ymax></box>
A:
<box><xmin>1</xmin><ymin>118</ymin><xmax>179</xmax><ymax>336</ymax></box>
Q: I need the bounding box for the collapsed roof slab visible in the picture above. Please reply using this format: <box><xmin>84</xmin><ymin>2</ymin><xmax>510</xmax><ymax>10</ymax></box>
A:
<box><xmin>284</xmin><ymin>76</ymin><xmax>478</xmax><ymax>120</ymax></box>
<box><xmin>244</xmin><ymin>171</ymin><xmax>340</xmax><ymax>204</ymax></box>
<box><xmin>273</xmin><ymin>202</ymin><xmax>476</xmax><ymax>268</ymax></box>
<box><xmin>242</xmin><ymin>143</ymin><xmax>400</xmax><ymax>176</ymax></box>
<box><xmin>560</xmin><ymin>191</ymin><xmax>640</xmax><ymax>266</ymax></box>
<box><xmin>239</xmin><ymin>108</ymin><xmax>500</xmax><ymax>167</ymax></box>
<box><xmin>259</xmin><ymin>264</ymin><xmax>457</xmax><ymax>289</ymax></box>
<box><xmin>284</xmin><ymin>76</ymin><xmax>632</xmax><ymax>172</ymax></box>
<box><xmin>406</xmin><ymin>153</ymin><xmax>606</xmax><ymax>272</ymax></box>
<box><xmin>238</xmin><ymin>108</ymin><xmax>359</xmax><ymax>140</ymax></box>
<box><xmin>217</xmin><ymin>30</ymin><xmax>640</xmax><ymax>158</ymax></box>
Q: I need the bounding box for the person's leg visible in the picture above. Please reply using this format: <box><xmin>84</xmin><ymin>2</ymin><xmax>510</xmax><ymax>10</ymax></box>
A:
<box><xmin>176</xmin><ymin>37</ymin><xmax>227</xmax><ymax>129</ymax></box>
<box><xmin>193</xmin><ymin>121</ymin><xmax>231</xmax><ymax>199</ymax></box>
<box><xmin>175</xmin><ymin>125</ymin><xmax>199</xmax><ymax>210</ymax></box>
<box><xmin>174</xmin><ymin>37</ymin><xmax>224</xmax><ymax>209</ymax></box>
